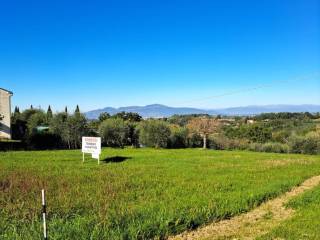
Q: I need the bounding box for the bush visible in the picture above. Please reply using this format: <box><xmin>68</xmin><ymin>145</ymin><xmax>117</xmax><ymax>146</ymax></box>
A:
<box><xmin>210</xmin><ymin>135</ymin><xmax>249</xmax><ymax>150</ymax></box>
<box><xmin>139</xmin><ymin>120</ymin><xmax>171</xmax><ymax>148</ymax></box>
<box><xmin>248</xmin><ymin>142</ymin><xmax>289</xmax><ymax>153</ymax></box>
<box><xmin>245</xmin><ymin>125</ymin><xmax>272</xmax><ymax>143</ymax></box>
<box><xmin>0</xmin><ymin>140</ymin><xmax>25</xmax><ymax>151</ymax></box>
<box><xmin>261</xmin><ymin>142</ymin><xmax>289</xmax><ymax>153</ymax></box>
<box><xmin>288</xmin><ymin>135</ymin><xmax>320</xmax><ymax>155</ymax></box>
<box><xmin>248</xmin><ymin>142</ymin><xmax>263</xmax><ymax>152</ymax></box>
<box><xmin>27</xmin><ymin>133</ymin><xmax>62</xmax><ymax>150</ymax></box>
<box><xmin>99</xmin><ymin>118</ymin><xmax>128</xmax><ymax>147</ymax></box>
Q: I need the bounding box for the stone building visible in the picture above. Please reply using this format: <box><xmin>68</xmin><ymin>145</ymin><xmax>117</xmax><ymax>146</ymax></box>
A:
<box><xmin>0</xmin><ymin>88</ymin><xmax>13</xmax><ymax>139</ymax></box>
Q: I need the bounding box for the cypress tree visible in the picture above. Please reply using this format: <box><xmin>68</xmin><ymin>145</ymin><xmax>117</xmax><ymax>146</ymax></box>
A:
<box><xmin>75</xmin><ymin>105</ymin><xmax>80</xmax><ymax>113</ymax></box>
<box><xmin>14</xmin><ymin>106</ymin><xmax>20</xmax><ymax>114</ymax></box>
<box><xmin>65</xmin><ymin>106</ymin><xmax>68</xmax><ymax>114</ymax></box>
<box><xmin>47</xmin><ymin>105</ymin><xmax>53</xmax><ymax>119</ymax></box>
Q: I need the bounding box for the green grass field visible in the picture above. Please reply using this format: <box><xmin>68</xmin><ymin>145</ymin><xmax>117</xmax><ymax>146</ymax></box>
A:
<box><xmin>259</xmin><ymin>185</ymin><xmax>320</xmax><ymax>240</ymax></box>
<box><xmin>1</xmin><ymin>148</ymin><xmax>320</xmax><ymax>239</ymax></box>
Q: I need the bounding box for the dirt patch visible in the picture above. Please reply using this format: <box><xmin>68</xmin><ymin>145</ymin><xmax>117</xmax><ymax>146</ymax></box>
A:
<box><xmin>169</xmin><ymin>175</ymin><xmax>320</xmax><ymax>240</ymax></box>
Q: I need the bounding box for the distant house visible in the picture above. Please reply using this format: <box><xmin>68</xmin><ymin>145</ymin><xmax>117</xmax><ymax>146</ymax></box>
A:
<box><xmin>0</xmin><ymin>88</ymin><xmax>13</xmax><ymax>139</ymax></box>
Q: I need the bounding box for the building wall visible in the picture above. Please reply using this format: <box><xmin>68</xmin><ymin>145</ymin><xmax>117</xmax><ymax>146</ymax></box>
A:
<box><xmin>0</xmin><ymin>89</ymin><xmax>12</xmax><ymax>139</ymax></box>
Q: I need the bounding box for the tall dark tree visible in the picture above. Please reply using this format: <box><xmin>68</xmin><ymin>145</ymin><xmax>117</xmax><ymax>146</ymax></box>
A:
<box><xmin>47</xmin><ymin>105</ymin><xmax>53</xmax><ymax>119</ymax></box>
<box><xmin>75</xmin><ymin>105</ymin><xmax>80</xmax><ymax>116</ymax></box>
<box><xmin>14</xmin><ymin>106</ymin><xmax>20</xmax><ymax>114</ymax></box>
<box><xmin>64</xmin><ymin>106</ymin><xmax>68</xmax><ymax>114</ymax></box>
<box><xmin>12</xmin><ymin>106</ymin><xmax>21</xmax><ymax>122</ymax></box>
<box><xmin>30</xmin><ymin>105</ymin><xmax>34</xmax><ymax>110</ymax></box>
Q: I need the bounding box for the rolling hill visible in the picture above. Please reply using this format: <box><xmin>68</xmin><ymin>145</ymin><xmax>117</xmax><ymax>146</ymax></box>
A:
<box><xmin>85</xmin><ymin>104</ymin><xmax>320</xmax><ymax>119</ymax></box>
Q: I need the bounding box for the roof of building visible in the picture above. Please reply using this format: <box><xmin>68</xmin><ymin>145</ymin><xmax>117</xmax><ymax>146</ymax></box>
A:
<box><xmin>0</xmin><ymin>88</ymin><xmax>13</xmax><ymax>95</ymax></box>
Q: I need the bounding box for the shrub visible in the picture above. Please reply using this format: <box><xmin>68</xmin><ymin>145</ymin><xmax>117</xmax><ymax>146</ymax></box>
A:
<box><xmin>0</xmin><ymin>140</ymin><xmax>25</xmax><ymax>151</ymax></box>
<box><xmin>245</xmin><ymin>125</ymin><xmax>272</xmax><ymax>143</ymax></box>
<box><xmin>248</xmin><ymin>142</ymin><xmax>263</xmax><ymax>152</ymax></box>
<box><xmin>139</xmin><ymin>120</ymin><xmax>171</xmax><ymax>148</ymax></box>
<box><xmin>210</xmin><ymin>135</ymin><xmax>249</xmax><ymax>150</ymax></box>
<box><xmin>261</xmin><ymin>142</ymin><xmax>289</xmax><ymax>153</ymax></box>
<box><xmin>248</xmin><ymin>142</ymin><xmax>289</xmax><ymax>153</ymax></box>
<box><xmin>288</xmin><ymin>135</ymin><xmax>320</xmax><ymax>155</ymax></box>
<box><xmin>271</xmin><ymin>130</ymin><xmax>290</xmax><ymax>143</ymax></box>
<box><xmin>27</xmin><ymin>133</ymin><xmax>62</xmax><ymax>150</ymax></box>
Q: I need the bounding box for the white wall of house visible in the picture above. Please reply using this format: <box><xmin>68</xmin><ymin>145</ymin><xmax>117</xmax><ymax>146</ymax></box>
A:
<box><xmin>0</xmin><ymin>88</ymin><xmax>13</xmax><ymax>139</ymax></box>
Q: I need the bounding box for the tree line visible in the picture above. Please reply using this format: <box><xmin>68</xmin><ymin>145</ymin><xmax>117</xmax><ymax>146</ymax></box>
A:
<box><xmin>9</xmin><ymin>106</ymin><xmax>320</xmax><ymax>154</ymax></box>
<box><xmin>10</xmin><ymin>106</ymin><xmax>220</xmax><ymax>150</ymax></box>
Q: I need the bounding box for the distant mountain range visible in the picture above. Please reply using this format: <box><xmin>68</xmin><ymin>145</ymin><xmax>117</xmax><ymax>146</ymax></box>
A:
<box><xmin>85</xmin><ymin>104</ymin><xmax>320</xmax><ymax>119</ymax></box>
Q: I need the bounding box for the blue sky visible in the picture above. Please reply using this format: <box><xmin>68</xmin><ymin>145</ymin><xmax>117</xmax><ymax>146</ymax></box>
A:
<box><xmin>0</xmin><ymin>0</ymin><xmax>319</xmax><ymax>112</ymax></box>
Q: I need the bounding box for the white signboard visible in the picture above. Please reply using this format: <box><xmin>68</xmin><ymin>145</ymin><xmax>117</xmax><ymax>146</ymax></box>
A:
<box><xmin>92</xmin><ymin>152</ymin><xmax>100</xmax><ymax>159</ymax></box>
<box><xmin>82</xmin><ymin>137</ymin><xmax>101</xmax><ymax>164</ymax></box>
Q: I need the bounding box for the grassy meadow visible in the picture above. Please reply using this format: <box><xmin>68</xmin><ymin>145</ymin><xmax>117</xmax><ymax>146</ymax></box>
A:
<box><xmin>259</xmin><ymin>185</ymin><xmax>320</xmax><ymax>240</ymax></box>
<box><xmin>1</xmin><ymin>148</ymin><xmax>320</xmax><ymax>239</ymax></box>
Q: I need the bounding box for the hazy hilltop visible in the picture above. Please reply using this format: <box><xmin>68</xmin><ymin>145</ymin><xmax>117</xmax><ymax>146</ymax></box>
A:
<box><xmin>85</xmin><ymin>104</ymin><xmax>320</xmax><ymax>119</ymax></box>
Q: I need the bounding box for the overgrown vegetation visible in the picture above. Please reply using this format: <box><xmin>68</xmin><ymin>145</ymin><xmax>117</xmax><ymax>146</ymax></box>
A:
<box><xmin>1</xmin><ymin>148</ymin><xmax>320</xmax><ymax>239</ymax></box>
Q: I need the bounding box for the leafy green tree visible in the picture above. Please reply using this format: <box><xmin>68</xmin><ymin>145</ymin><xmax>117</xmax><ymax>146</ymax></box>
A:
<box><xmin>67</xmin><ymin>112</ymin><xmax>88</xmax><ymax>148</ymax></box>
<box><xmin>113</xmin><ymin>111</ymin><xmax>142</xmax><ymax>122</ymax></box>
<box><xmin>50</xmin><ymin>112</ymin><xmax>71</xmax><ymax>148</ymax></box>
<box><xmin>11</xmin><ymin>108</ymin><xmax>46</xmax><ymax>140</ymax></box>
<box><xmin>20</xmin><ymin>108</ymin><xmax>42</xmax><ymax>122</ymax></box>
<box><xmin>127</xmin><ymin>122</ymin><xmax>140</xmax><ymax>147</ymax></box>
<box><xmin>99</xmin><ymin>118</ymin><xmax>128</xmax><ymax>147</ymax></box>
<box><xmin>27</xmin><ymin>111</ymin><xmax>47</xmax><ymax>135</ymax></box>
<box><xmin>49</xmin><ymin>111</ymin><xmax>87</xmax><ymax>149</ymax></box>
<box><xmin>169</xmin><ymin>125</ymin><xmax>188</xmax><ymax>148</ymax></box>
<box><xmin>139</xmin><ymin>120</ymin><xmax>171</xmax><ymax>148</ymax></box>
<box><xmin>87</xmin><ymin>120</ymin><xmax>100</xmax><ymax>135</ymax></box>
<box><xmin>11</xmin><ymin>107</ymin><xmax>27</xmax><ymax>140</ymax></box>
<box><xmin>98</xmin><ymin>112</ymin><xmax>111</xmax><ymax>122</ymax></box>
<box><xmin>188</xmin><ymin>133</ymin><xmax>203</xmax><ymax>148</ymax></box>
